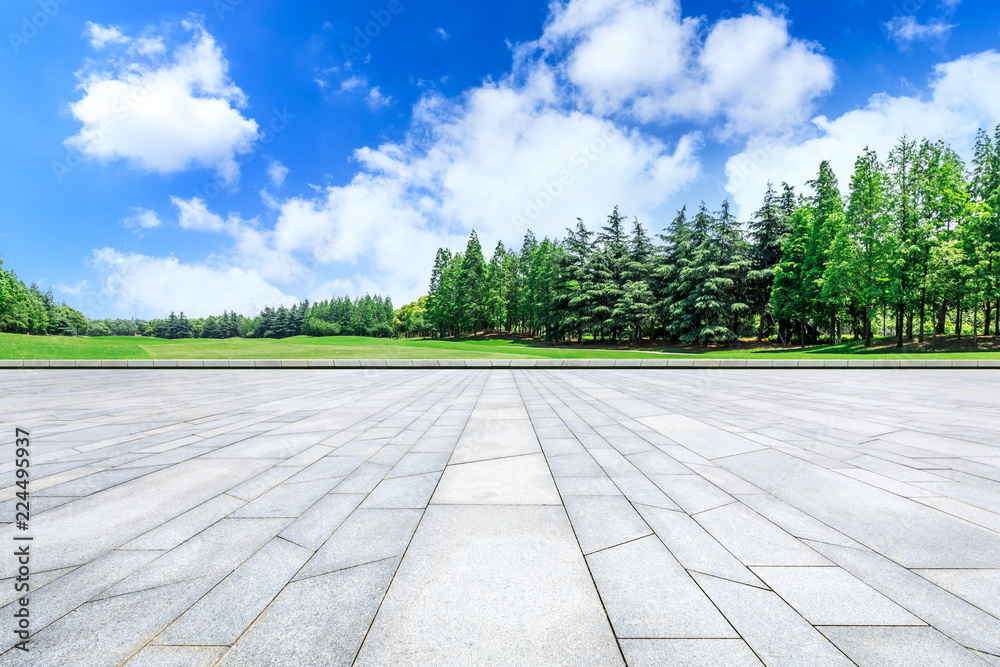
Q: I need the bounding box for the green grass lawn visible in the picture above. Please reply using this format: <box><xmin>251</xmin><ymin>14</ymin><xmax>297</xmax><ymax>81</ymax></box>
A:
<box><xmin>3</xmin><ymin>333</ymin><xmax>1000</xmax><ymax>360</ymax></box>
<box><xmin>0</xmin><ymin>334</ymin><xmax>659</xmax><ymax>360</ymax></box>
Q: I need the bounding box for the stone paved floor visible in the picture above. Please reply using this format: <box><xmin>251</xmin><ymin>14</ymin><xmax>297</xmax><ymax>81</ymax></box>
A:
<box><xmin>1</xmin><ymin>369</ymin><xmax>999</xmax><ymax>666</ymax></box>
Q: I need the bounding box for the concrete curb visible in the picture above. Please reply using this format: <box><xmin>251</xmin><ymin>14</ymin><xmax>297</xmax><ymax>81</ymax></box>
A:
<box><xmin>0</xmin><ymin>359</ymin><xmax>997</xmax><ymax>369</ymax></box>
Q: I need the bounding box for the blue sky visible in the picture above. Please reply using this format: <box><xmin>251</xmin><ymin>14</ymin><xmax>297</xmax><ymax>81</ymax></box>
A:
<box><xmin>2</xmin><ymin>0</ymin><xmax>999</xmax><ymax>318</ymax></box>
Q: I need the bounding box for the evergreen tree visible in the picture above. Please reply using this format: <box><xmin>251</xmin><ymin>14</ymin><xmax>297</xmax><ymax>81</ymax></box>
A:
<box><xmin>772</xmin><ymin>206</ymin><xmax>815</xmax><ymax>345</ymax></box>
<box><xmin>886</xmin><ymin>136</ymin><xmax>921</xmax><ymax>347</ymax></box>
<box><xmin>614</xmin><ymin>218</ymin><xmax>656</xmax><ymax>343</ymax></box>
<box><xmin>458</xmin><ymin>231</ymin><xmax>487</xmax><ymax>332</ymax></box>
<box><xmin>560</xmin><ymin>219</ymin><xmax>594</xmax><ymax>341</ymax></box>
<box><xmin>805</xmin><ymin>161</ymin><xmax>846</xmax><ymax>342</ymax></box>
<box><xmin>747</xmin><ymin>183</ymin><xmax>792</xmax><ymax>339</ymax></box>
<box><xmin>484</xmin><ymin>241</ymin><xmax>508</xmax><ymax>330</ymax></box>
<box><xmin>835</xmin><ymin>147</ymin><xmax>890</xmax><ymax>346</ymax></box>
<box><xmin>590</xmin><ymin>206</ymin><xmax>629</xmax><ymax>340</ymax></box>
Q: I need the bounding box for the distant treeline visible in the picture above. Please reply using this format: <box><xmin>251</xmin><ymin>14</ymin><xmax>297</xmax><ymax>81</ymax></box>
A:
<box><xmin>0</xmin><ymin>265</ymin><xmax>397</xmax><ymax>340</ymax></box>
<box><xmin>87</xmin><ymin>295</ymin><xmax>397</xmax><ymax>340</ymax></box>
<box><xmin>423</xmin><ymin>129</ymin><xmax>1000</xmax><ymax>347</ymax></box>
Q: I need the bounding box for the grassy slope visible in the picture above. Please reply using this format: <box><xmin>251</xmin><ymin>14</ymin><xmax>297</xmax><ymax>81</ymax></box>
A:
<box><xmin>3</xmin><ymin>333</ymin><xmax>1000</xmax><ymax>360</ymax></box>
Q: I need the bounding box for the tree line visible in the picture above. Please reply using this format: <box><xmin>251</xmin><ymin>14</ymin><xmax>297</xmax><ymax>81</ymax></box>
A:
<box><xmin>423</xmin><ymin>129</ymin><xmax>1000</xmax><ymax>347</ymax></box>
<box><xmin>91</xmin><ymin>296</ymin><xmax>397</xmax><ymax>340</ymax></box>
<box><xmin>5</xmin><ymin>127</ymin><xmax>999</xmax><ymax>348</ymax></box>
<box><xmin>0</xmin><ymin>257</ymin><xmax>398</xmax><ymax>341</ymax></box>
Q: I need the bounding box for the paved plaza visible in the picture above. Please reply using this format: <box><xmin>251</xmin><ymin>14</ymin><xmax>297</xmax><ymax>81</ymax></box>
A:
<box><xmin>1</xmin><ymin>369</ymin><xmax>999</xmax><ymax>666</ymax></box>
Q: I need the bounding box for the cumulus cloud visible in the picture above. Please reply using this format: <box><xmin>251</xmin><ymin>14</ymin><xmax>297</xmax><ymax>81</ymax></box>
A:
<box><xmin>252</xmin><ymin>0</ymin><xmax>838</xmax><ymax>300</ymax></box>
<box><xmin>170</xmin><ymin>197</ymin><xmax>308</xmax><ymax>284</ymax></box>
<box><xmin>66</xmin><ymin>20</ymin><xmax>259</xmax><ymax>184</ymax></box>
<box><xmin>122</xmin><ymin>208</ymin><xmax>161</xmax><ymax>232</ymax></box>
<box><xmin>724</xmin><ymin>51</ymin><xmax>1000</xmax><ymax>217</ymax></box>
<box><xmin>172</xmin><ymin>195</ymin><xmax>227</xmax><ymax>232</ymax></box>
<box><xmin>85</xmin><ymin>0</ymin><xmax>836</xmax><ymax>307</ymax></box>
<box><xmin>885</xmin><ymin>16</ymin><xmax>955</xmax><ymax>48</ymax></box>
<box><xmin>533</xmin><ymin>0</ymin><xmax>834</xmax><ymax>136</ymax></box>
<box><xmin>264</xmin><ymin>67</ymin><xmax>701</xmax><ymax>301</ymax></box>
<box><xmin>365</xmin><ymin>87</ymin><xmax>392</xmax><ymax>109</ymax></box>
<box><xmin>90</xmin><ymin>248</ymin><xmax>299</xmax><ymax>318</ymax></box>
<box><xmin>84</xmin><ymin>22</ymin><xmax>128</xmax><ymax>49</ymax></box>
<box><xmin>267</xmin><ymin>161</ymin><xmax>289</xmax><ymax>187</ymax></box>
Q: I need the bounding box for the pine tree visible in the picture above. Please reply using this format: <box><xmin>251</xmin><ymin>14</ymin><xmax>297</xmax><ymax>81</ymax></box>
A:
<box><xmin>614</xmin><ymin>218</ymin><xmax>656</xmax><ymax>343</ymax></box>
<box><xmin>484</xmin><ymin>241</ymin><xmax>508</xmax><ymax>331</ymax></box>
<box><xmin>427</xmin><ymin>248</ymin><xmax>453</xmax><ymax>336</ymax></box>
<box><xmin>748</xmin><ymin>183</ymin><xmax>792</xmax><ymax>339</ymax></box>
<box><xmin>590</xmin><ymin>206</ymin><xmax>629</xmax><ymax>341</ymax></box>
<box><xmin>458</xmin><ymin>231</ymin><xmax>487</xmax><ymax>333</ymax></box>
<box><xmin>550</xmin><ymin>219</ymin><xmax>593</xmax><ymax>342</ymax></box>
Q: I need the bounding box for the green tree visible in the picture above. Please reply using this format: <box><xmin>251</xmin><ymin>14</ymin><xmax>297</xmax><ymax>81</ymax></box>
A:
<box><xmin>834</xmin><ymin>147</ymin><xmax>890</xmax><ymax>346</ymax></box>
<box><xmin>747</xmin><ymin>183</ymin><xmax>792</xmax><ymax>340</ymax></box>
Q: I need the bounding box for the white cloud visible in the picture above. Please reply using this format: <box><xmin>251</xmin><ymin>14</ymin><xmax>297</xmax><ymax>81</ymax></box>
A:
<box><xmin>82</xmin><ymin>0</ymin><xmax>838</xmax><ymax>308</ymax></box>
<box><xmin>172</xmin><ymin>196</ymin><xmax>228</xmax><ymax>232</ymax></box>
<box><xmin>340</xmin><ymin>76</ymin><xmax>367</xmax><ymax>92</ymax></box>
<box><xmin>268</xmin><ymin>160</ymin><xmax>289</xmax><ymax>187</ymax></box>
<box><xmin>90</xmin><ymin>249</ymin><xmax>299</xmax><ymax>318</ymax></box>
<box><xmin>365</xmin><ymin>87</ymin><xmax>392</xmax><ymax>109</ymax></box>
<box><xmin>724</xmin><ymin>51</ymin><xmax>1000</xmax><ymax>217</ymax></box>
<box><xmin>885</xmin><ymin>16</ymin><xmax>956</xmax><ymax>47</ymax></box>
<box><xmin>133</xmin><ymin>37</ymin><xmax>167</xmax><ymax>56</ymax></box>
<box><xmin>436</xmin><ymin>27</ymin><xmax>450</xmax><ymax>41</ymax></box>
<box><xmin>338</xmin><ymin>77</ymin><xmax>392</xmax><ymax>109</ymax></box>
<box><xmin>266</xmin><ymin>66</ymin><xmax>700</xmax><ymax>302</ymax></box>
<box><xmin>534</xmin><ymin>1</ymin><xmax>834</xmax><ymax>136</ymax></box>
<box><xmin>84</xmin><ymin>22</ymin><xmax>128</xmax><ymax>49</ymax></box>
<box><xmin>66</xmin><ymin>20</ymin><xmax>259</xmax><ymax>184</ymax></box>
<box><xmin>122</xmin><ymin>208</ymin><xmax>161</xmax><ymax>232</ymax></box>
<box><xmin>57</xmin><ymin>280</ymin><xmax>88</xmax><ymax>297</ymax></box>
<box><xmin>170</xmin><ymin>197</ymin><xmax>308</xmax><ymax>284</ymax></box>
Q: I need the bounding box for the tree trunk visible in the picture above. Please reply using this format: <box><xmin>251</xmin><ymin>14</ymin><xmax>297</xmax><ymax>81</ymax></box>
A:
<box><xmin>973</xmin><ymin>307</ymin><xmax>978</xmax><ymax>346</ymax></box>
<box><xmin>896</xmin><ymin>305</ymin><xmax>904</xmax><ymax>349</ymax></box>
<box><xmin>863</xmin><ymin>310</ymin><xmax>872</xmax><ymax>348</ymax></box>
<box><xmin>906</xmin><ymin>311</ymin><xmax>914</xmax><ymax>340</ymax></box>
<box><xmin>918</xmin><ymin>290</ymin><xmax>926</xmax><ymax>344</ymax></box>
<box><xmin>956</xmin><ymin>304</ymin><xmax>962</xmax><ymax>339</ymax></box>
<box><xmin>800</xmin><ymin>322</ymin><xmax>806</xmax><ymax>349</ymax></box>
